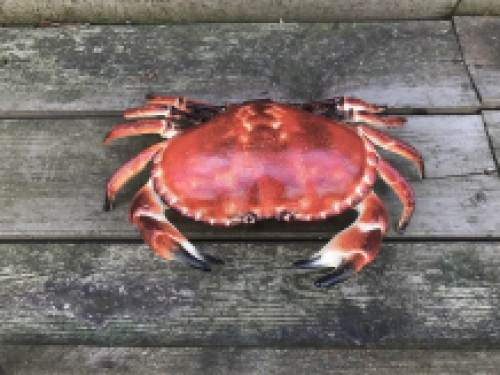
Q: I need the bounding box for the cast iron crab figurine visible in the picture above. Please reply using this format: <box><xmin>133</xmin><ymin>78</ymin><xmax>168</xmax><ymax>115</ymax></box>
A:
<box><xmin>104</xmin><ymin>95</ymin><xmax>423</xmax><ymax>287</ymax></box>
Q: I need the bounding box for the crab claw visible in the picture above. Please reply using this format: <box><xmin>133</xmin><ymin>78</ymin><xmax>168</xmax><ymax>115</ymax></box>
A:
<box><xmin>295</xmin><ymin>255</ymin><xmax>364</xmax><ymax>287</ymax></box>
<box><xmin>130</xmin><ymin>180</ymin><xmax>223</xmax><ymax>270</ymax></box>
<box><xmin>313</xmin><ymin>260</ymin><xmax>358</xmax><ymax>287</ymax></box>
<box><xmin>294</xmin><ymin>191</ymin><xmax>388</xmax><ymax>287</ymax></box>
<box><xmin>172</xmin><ymin>247</ymin><xmax>224</xmax><ymax>269</ymax></box>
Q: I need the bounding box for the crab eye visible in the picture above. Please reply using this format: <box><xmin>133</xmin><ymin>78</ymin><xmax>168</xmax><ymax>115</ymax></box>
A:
<box><xmin>241</xmin><ymin>212</ymin><xmax>258</xmax><ymax>224</ymax></box>
<box><xmin>279</xmin><ymin>210</ymin><xmax>295</xmax><ymax>222</ymax></box>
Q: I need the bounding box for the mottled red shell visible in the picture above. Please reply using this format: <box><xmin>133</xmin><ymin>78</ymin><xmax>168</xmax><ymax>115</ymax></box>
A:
<box><xmin>151</xmin><ymin>101</ymin><xmax>378</xmax><ymax>225</ymax></box>
<box><xmin>105</xmin><ymin>95</ymin><xmax>422</xmax><ymax>285</ymax></box>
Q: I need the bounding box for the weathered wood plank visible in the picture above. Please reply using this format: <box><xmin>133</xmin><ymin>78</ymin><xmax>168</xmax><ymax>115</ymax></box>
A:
<box><xmin>0</xmin><ymin>0</ymin><xmax>459</xmax><ymax>24</ymax></box>
<box><xmin>1</xmin><ymin>241</ymin><xmax>499</xmax><ymax>347</ymax></box>
<box><xmin>456</xmin><ymin>1</ymin><xmax>500</xmax><ymax>16</ymax></box>
<box><xmin>0</xmin><ymin>346</ymin><xmax>498</xmax><ymax>375</ymax></box>
<box><xmin>0</xmin><ymin>115</ymin><xmax>497</xmax><ymax>239</ymax></box>
<box><xmin>454</xmin><ymin>16</ymin><xmax>500</xmax><ymax>107</ymax></box>
<box><xmin>0</xmin><ymin>22</ymin><xmax>478</xmax><ymax>111</ymax></box>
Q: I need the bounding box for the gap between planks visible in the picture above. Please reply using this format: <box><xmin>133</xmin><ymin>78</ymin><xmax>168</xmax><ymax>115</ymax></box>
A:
<box><xmin>0</xmin><ymin>107</ymin><xmax>490</xmax><ymax>119</ymax></box>
<box><xmin>2</xmin><ymin>236</ymin><xmax>500</xmax><ymax>244</ymax></box>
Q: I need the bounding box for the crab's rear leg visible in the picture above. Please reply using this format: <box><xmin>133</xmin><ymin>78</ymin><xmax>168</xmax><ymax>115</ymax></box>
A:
<box><xmin>125</xmin><ymin>95</ymin><xmax>224</xmax><ymax>122</ymax></box>
<box><xmin>302</xmin><ymin>96</ymin><xmax>406</xmax><ymax>127</ymax></box>
<box><xmin>145</xmin><ymin>95</ymin><xmax>223</xmax><ymax>113</ymax></box>
<box><xmin>130</xmin><ymin>180</ymin><xmax>223</xmax><ymax>270</ymax></box>
<box><xmin>294</xmin><ymin>191</ymin><xmax>388</xmax><ymax>287</ymax></box>
<box><xmin>303</xmin><ymin>96</ymin><xmax>385</xmax><ymax>113</ymax></box>
<box><xmin>343</xmin><ymin>109</ymin><xmax>406</xmax><ymax>127</ymax></box>
<box><xmin>358</xmin><ymin>125</ymin><xmax>424</xmax><ymax>179</ymax></box>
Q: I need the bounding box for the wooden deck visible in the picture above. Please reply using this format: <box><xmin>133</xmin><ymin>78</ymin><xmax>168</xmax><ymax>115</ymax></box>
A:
<box><xmin>1</xmin><ymin>17</ymin><xmax>500</xmax><ymax>374</ymax></box>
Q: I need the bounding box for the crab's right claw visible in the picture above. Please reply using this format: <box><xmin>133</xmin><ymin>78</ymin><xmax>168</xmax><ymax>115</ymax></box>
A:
<box><xmin>293</xmin><ymin>191</ymin><xmax>388</xmax><ymax>287</ymax></box>
<box><xmin>312</xmin><ymin>259</ymin><xmax>358</xmax><ymax>287</ymax></box>
<box><xmin>129</xmin><ymin>180</ymin><xmax>223</xmax><ymax>270</ymax></box>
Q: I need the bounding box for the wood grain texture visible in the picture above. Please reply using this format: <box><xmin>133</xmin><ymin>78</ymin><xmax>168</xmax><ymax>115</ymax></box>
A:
<box><xmin>0</xmin><ymin>115</ymin><xmax>497</xmax><ymax>239</ymax></box>
<box><xmin>0</xmin><ymin>22</ymin><xmax>478</xmax><ymax>111</ymax></box>
<box><xmin>0</xmin><ymin>0</ymin><xmax>459</xmax><ymax>24</ymax></box>
<box><xmin>0</xmin><ymin>18</ymin><xmax>497</xmax><ymax>368</ymax></box>
<box><xmin>1</xmin><ymin>241</ymin><xmax>499</xmax><ymax>347</ymax></box>
<box><xmin>0</xmin><ymin>346</ymin><xmax>498</xmax><ymax>375</ymax></box>
<box><xmin>455</xmin><ymin>1</ymin><xmax>500</xmax><ymax>16</ymax></box>
<box><xmin>454</xmin><ymin>16</ymin><xmax>500</xmax><ymax>107</ymax></box>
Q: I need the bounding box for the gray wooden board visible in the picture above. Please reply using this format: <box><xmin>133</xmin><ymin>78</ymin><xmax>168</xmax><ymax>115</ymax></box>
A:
<box><xmin>0</xmin><ymin>241</ymin><xmax>499</xmax><ymax>347</ymax></box>
<box><xmin>456</xmin><ymin>1</ymin><xmax>500</xmax><ymax>16</ymax></box>
<box><xmin>0</xmin><ymin>115</ymin><xmax>497</xmax><ymax>239</ymax></box>
<box><xmin>0</xmin><ymin>22</ymin><xmax>478</xmax><ymax>112</ymax></box>
<box><xmin>0</xmin><ymin>346</ymin><xmax>498</xmax><ymax>375</ymax></box>
<box><xmin>454</xmin><ymin>16</ymin><xmax>500</xmax><ymax>107</ymax></box>
<box><xmin>0</xmin><ymin>0</ymin><xmax>459</xmax><ymax>24</ymax></box>
<box><xmin>482</xmin><ymin>111</ymin><xmax>500</xmax><ymax>166</ymax></box>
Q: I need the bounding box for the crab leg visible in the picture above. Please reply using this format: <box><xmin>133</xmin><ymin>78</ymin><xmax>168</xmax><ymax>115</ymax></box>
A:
<box><xmin>343</xmin><ymin>109</ymin><xmax>406</xmax><ymax>127</ymax></box>
<box><xmin>124</xmin><ymin>105</ymin><xmax>180</xmax><ymax>119</ymax></box>
<box><xmin>294</xmin><ymin>191</ymin><xmax>389</xmax><ymax>287</ymax></box>
<box><xmin>145</xmin><ymin>95</ymin><xmax>222</xmax><ymax>112</ymax></box>
<box><xmin>104</xmin><ymin>119</ymin><xmax>181</xmax><ymax>144</ymax></box>
<box><xmin>104</xmin><ymin>142</ymin><xmax>166</xmax><ymax>210</ymax></box>
<box><xmin>125</xmin><ymin>96</ymin><xmax>224</xmax><ymax>122</ymax></box>
<box><xmin>302</xmin><ymin>96</ymin><xmax>406</xmax><ymax>127</ymax></box>
<box><xmin>130</xmin><ymin>179</ymin><xmax>223</xmax><ymax>269</ymax></box>
<box><xmin>124</xmin><ymin>104</ymin><xmax>218</xmax><ymax>123</ymax></box>
<box><xmin>358</xmin><ymin>125</ymin><xmax>424</xmax><ymax>178</ymax></box>
<box><xmin>376</xmin><ymin>158</ymin><xmax>416</xmax><ymax>233</ymax></box>
<box><xmin>303</xmin><ymin>96</ymin><xmax>386</xmax><ymax>113</ymax></box>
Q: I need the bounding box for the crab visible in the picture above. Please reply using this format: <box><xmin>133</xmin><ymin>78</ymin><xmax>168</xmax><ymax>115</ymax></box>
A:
<box><xmin>104</xmin><ymin>95</ymin><xmax>423</xmax><ymax>287</ymax></box>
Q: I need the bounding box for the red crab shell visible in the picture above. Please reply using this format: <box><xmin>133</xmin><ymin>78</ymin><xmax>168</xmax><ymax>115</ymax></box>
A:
<box><xmin>104</xmin><ymin>96</ymin><xmax>423</xmax><ymax>287</ymax></box>
<box><xmin>152</xmin><ymin>101</ymin><xmax>376</xmax><ymax>225</ymax></box>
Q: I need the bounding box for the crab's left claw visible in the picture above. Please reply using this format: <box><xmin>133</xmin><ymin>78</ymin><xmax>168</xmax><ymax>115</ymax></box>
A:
<box><xmin>129</xmin><ymin>180</ymin><xmax>224</xmax><ymax>270</ymax></box>
<box><xmin>294</xmin><ymin>191</ymin><xmax>388</xmax><ymax>287</ymax></box>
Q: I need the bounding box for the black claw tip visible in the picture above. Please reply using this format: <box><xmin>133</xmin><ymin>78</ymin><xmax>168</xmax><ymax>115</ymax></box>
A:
<box><xmin>202</xmin><ymin>253</ymin><xmax>225</xmax><ymax>265</ymax></box>
<box><xmin>175</xmin><ymin>248</ymin><xmax>211</xmax><ymax>271</ymax></box>
<box><xmin>293</xmin><ymin>255</ymin><xmax>320</xmax><ymax>269</ymax></box>
<box><xmin>420</xmin><ymin>161</ymin><xmax>426</xmax><ymax>179</ymax></box>
<box><xmin>103</xmin><ymin>194</ymin><xmax>112</xmax><ymax>211</ymax></box>
<box><xmin>394</xmin><ymin>219</ymin><xmax>410</xmax><ymax>234</ymax></box>
<box><xmin>396</xmin><ymin>221</ymin><xmax>409</xmax><ymax>235</ymax></box>
<box><xmin>103</xmin><ymin>131</ymin><xmax>111</xmax><ymax>143</ymax></box>
<box><xmin>314</xmin><ymin>262</ymin><xmax>356</xmax><ymax>287</ymax></box>
<box><xmin>293</xmin><ymin>259</ymin><xmax>311</xmax><ymax>268</ymax></box>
